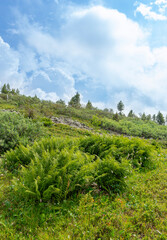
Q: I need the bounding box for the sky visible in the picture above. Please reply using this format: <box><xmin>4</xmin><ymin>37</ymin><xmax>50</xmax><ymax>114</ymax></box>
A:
<box><xmin>1</xmin><ymin>0</ymin><xmax>167</xmax><ymax>114</ymax></box>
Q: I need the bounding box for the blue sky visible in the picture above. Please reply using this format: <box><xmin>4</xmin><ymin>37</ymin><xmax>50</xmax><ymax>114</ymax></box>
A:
<box><xmin>1</xmin><ymin>0</ymin><xmax>167</xmax><ymax>114</ymax></box>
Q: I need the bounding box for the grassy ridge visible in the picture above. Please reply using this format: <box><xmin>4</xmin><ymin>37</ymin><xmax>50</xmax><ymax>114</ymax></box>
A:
<box><xmin>0</xmin><ymin>94</ymin><xmax>167</xmax><ymax>239</ymax></box>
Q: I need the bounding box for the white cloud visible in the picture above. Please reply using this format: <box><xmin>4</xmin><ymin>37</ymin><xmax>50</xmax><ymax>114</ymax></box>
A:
<box><xmin>2</xmin><ymin>5</ymin><xmax>167</xmax><ymax>114</ymax></box>
<box><xmin>136</xmin><ymin>0</ymin><xmax>167</xmax><ymax>20</ymax></box>
<box><xmin>0</xmin><ymin>37</ymin><xmax>25</xmax><ymax>91</ymax></box>
<box><xmin>155</xmin><ymin>0</ymin><xmax>167</xmax><ymax>5</ymax></box>
<box><xmin>30</xmin><ymin>88</ymin><xmax>59</xmax><ymax>102</ymax></box>
<box><xmin>136</xmin><ymin>3</ymin><xmax>167</xmax><ymax>20</ymax></box>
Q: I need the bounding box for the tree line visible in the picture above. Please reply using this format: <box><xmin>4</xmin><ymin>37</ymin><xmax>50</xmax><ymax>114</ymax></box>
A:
<box><xmin>0</xmin><ymin>84</ymin><xmax>166</xmax><ymax>125</ymax></box>
<box><xmin>1</xmin><ymin>83</ymin><xmax>20</xmax><ymax>95</ymax></box>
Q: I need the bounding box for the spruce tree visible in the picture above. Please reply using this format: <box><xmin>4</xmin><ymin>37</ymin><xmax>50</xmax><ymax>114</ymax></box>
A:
<box><xmin>86</xmin><ymin>100</ymin><xmax>93</xmax><ymax>109</ymax></box>
<box><xmin>117</xmin><ymin>101</ymin><xmax>124</xmax><ymax>114</ymax></box>
<box><xmin>68</xmin><ymin>92</ymin><xmax>81</xmax><ymax>108</ymax></box>
<box><xmin>128</xmin><ymin>110</ymin><xmax>134</xmax><ymax>118</ymax></box>
<box><xmin>16</xmin><ymin>88</ymin><xmax>20</xmax><ymax>95</ymax></box>
<box><xmin>1</xmin><ymin>84</ymin><xmax>8</xmax><ymax>94</ymax></box>
<box><xmin>156</xmin><ymin>111</ymin><xmax>165</xmax><ymax>125</ymax></box>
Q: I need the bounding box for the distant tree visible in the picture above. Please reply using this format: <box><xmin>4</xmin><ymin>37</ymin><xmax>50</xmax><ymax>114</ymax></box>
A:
<box><xmin>86</xmin><ymin>100</ymin><xmax>93</xmax><ymax>109</ymax></box>
<box><xmin>16</xmin><ymin>88</ymin><xmax>20</xmax><ymax>95</ymax></box>
<box><xmin>117</xmin><ymin>101</ymin><xmax>124</xmax><ymax>114</ymax></box>
<box><xmin>128</xmin><ymin>110</ymin><xmax>134</xmax><ymax>118</ymax></box>
<box><xmin>56</xmin><ymin>99</ymin><xmax>66</xmax><ymax>107</ymax></box>
<box><xmin>141</xmin><ymin>113</ymin><xmax>147</xmax><ymax>121</ymax></box>
<box><xmin>109</xmin><ymin>108</ymin><xmax>114</xmax><ymax>114</ymax></box>
<box><xmin>152</xmin><ymin>114</ymin><xmax>156</xmax><ymax>122</ymax></box>
<box><xmin>1</xmin><ymin>84</ymin><xmax>8</xmax><ymax>94</ymax></box>
<box><xmin>103</xmin><ymin>108</ymin><xmax>109</xmax><ymax>112</ymax></box>
<box><xmin>146</xmin><ymin>114</ymin><xmax>151</xmax><ymax>121</ymax></box>
<box><xmin>10</xmin><ymin>88</ymin><xmax>16</xmax><ymax>94</ymax></box>
<box><xmin>68</xmin><ymin>92</ymin><xmax>81</xmax><ymax>108</ymax></box>
<box><xmin>156</xmin><ymin>111</ymin><xmax>165</xmax><ymax>125</ymax></box>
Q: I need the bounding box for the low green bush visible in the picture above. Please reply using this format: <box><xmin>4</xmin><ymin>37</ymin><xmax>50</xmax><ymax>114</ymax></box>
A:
<box><xmin>40</xmin><ymin>117</ymin><xmax>53</xmax><ymax>126</ymax></box>
<box><xmin>5</xmin><ymin>136</ymin><xmax>130</xmax><ymax>202</ymax></box>
<box><xmin>79</xmin><ymin>135</ymin><xmax>157</xmax><ymax>169</ymax></box>
<box><xmin>0</xmin><ymin>112</ymin><xmax>44</xmax><ymax>154</ymax></box>
<box><xmin>4</xmin><ymin>137</ymin><xmax>75</xmax><ymax>171</ymax></box>
<box><xmin>101</xmin><ymin>117</ymin><xmax>167</xmax><ymax>140</ymax></box>
<box><xmin>96</xmin><ymin>157</ymin><xmax>128</xmax><ymax>193</ymax></box>
<box><xmin>4</xmin><ymin>135</ymin><xmax>159</xmax><ymax>203</ymax></box>
<box><xmin>13</xmin><ymin>147</ymin><xmax>97</xmax><ymax>203</ymax></box>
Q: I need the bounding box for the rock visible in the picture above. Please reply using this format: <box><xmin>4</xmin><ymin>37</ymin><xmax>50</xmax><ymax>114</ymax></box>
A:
<box><xmin>51</xmin><ymin>116</ymin><xmax>92</xmax><ymax>131</ymax></box>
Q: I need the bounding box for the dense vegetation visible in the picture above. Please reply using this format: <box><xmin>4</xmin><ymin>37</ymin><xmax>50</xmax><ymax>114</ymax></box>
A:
<box><xmin>0</xmin><ymin>112</ymin><xmax>44</xmax><ymax>154</ymax></box>
<box><xmin>0</xmin><ymin>86</ymin><xmax>167</xmax><ymax>239</ymax></box>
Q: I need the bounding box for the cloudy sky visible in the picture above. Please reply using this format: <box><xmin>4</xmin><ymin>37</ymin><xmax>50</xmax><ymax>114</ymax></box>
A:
<box><xmin>1</xmin><ymin>0</ymin><xmax>167</xmax><ymax>114</ymax></box>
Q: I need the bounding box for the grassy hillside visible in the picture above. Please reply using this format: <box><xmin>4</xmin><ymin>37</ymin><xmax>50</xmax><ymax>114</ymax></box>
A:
<box><xmin>0</xmin><ymin>93</ymin><xmax>167</xmax><ymax>239</ymax></box>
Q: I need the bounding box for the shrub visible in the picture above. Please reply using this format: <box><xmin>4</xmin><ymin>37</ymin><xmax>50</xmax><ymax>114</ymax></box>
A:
<box><xmin>101</xmin><ymin>117</ymin><xmax>167</xmax><ymax>140</ymax></box>
<box><xmin>91</xmin><ymin>115</ymin><xmax>102</xmax><ymax>127</ymax></box>
<box><xmin>40</xmin><ymin>117</ymin><xmax>53</xmax><ymax>127</ymax></box>
<box><xmin>80</xmin><ymin>135</ymin><xmax>157</xmax><ymax>170</ymax></box>
<box><xmin>96</xmin><ymin>157</ymin><xmax>128</xmax><ymax>193</ymax></box>
<box><xmin>12</xmin><ymin>138</ymin><xmax>97</xmax><ymax>202</ymax></box>
<box><xmin>4</xmin><ymin>137</ymin><xmax>75</xmax><ymax>171</ymax></box>
<box><xmin>7</xmin><ymin>136</ymin><xmax>130</xmax><ymax>202</ymax></box>
<box><xmin>0</xmin><ymin>112</ymin><xmax>43</xmax><ymax>154</ymax></box>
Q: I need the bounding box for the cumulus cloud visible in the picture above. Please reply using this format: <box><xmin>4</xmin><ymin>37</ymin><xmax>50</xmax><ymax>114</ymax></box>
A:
<box><xmin>1</xmin><ymin>4</ymin><xmax>167</xmax><ymax>114</ymax></box>
<box><xmin>0</xmin><ymin>37</ymin><xmax>25</xmax><ymax>91</ymax></box>
<box><xmin>30</xmin><ymin>88</ymin><xmax>59</xmax><ymax>102</ymax></box>
<box><xmin>136</xmin><ymin>3</ymin><xmax>167</xmax><ymax>20</ymax></box>
<box><xmin>136</xmin><ymin>0</ymin><xmax>167</xmax><ymax>20</ymax></box>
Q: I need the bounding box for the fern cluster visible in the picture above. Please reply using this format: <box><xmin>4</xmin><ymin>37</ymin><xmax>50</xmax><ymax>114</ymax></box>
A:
<box><xmin>80</xmin><ymin>135</ymin><xmax>157</xmax><ymax>169</ymax></box>
<box><xmin>4</xmin><ymin>135</ymin><xmax>159</xmax><ymax>203</ymax></box>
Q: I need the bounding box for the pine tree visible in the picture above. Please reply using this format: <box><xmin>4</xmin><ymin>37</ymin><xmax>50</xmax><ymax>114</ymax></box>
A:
<box><xmin>128</xmin><ymin>110</ymin><xmax>134</xmax><ymax>118</ymax></box>
<box><xmin>141</xmin><ymin>113</ymin><xmax>147</xmax><ymax>121</ymax></box>
<box><xmin>16</xmin><ymin>88</ymin><xmax>20</xmax><ymax>95</ymax></box>
<box><xmin>68</xmin><ymin>92</ymin><xmax>81</xmax><ymax>108</ymax></box>
<box><xmin>11</xmin><ymin>89</ymin><xmax>16</xmax><ymax>94</ymax></box>
<box><xmin>86</xmin><ymin>100</ymin><xmax>93</xmax><ymax>109</ymax></box>
<box><xmin>156</xmin><ymin>111</ymin><xmax>165</xmax><ymax>125</ymax></box>
<box><xmin>1</xmin><ymin>84</ymin><xmax>8</xmax><ymax>94</ymax></box>
<box><xmin>117</xmin><ymin>101</ymin><xmax>124</xmax><ymax>114</ymax></box>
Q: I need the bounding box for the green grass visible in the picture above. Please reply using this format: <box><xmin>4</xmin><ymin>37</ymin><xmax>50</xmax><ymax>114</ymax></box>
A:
<box><xmin>0</xmin><ymin>104</ymin><xmax>16</xmax><ymax>110</ymax></box>
<box><xmin>0</xmin><ymin>93</ymin><xmax>167</xmax><ymax>239</ymax></box>
<box><xmin>47</xmin><ymin>123</ymin><xmax>93</xmax><ymax>138</ymax></box>
<box><xmin>0</xmin><ymin>152</ymin><xmax>166</xmax><ymax>239</ymax></box>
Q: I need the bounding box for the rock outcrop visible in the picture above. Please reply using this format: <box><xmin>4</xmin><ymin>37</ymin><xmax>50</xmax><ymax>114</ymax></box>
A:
<box><xmin>51</xmin><ymin>116</ymin><xmax>92</xmax><ymax>131</ymax></box>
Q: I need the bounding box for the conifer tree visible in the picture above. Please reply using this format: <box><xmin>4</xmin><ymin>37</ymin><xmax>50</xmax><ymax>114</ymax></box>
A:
<box><xmin>156</xmin><ymin>111</ymin><xmax>165</xmax><ymax>125</ymax></box>
<box><xmin>152</xmin><ymin>114</ymin><xmax>156</xmax><ymax>122</ymax></box>
<box><xmin>1</xmin><ymin>84</ymin><xmax>8</xmax><ymax>94</ymax></box>
<box><xmin>128</xmin><ymin>110</ymin><xmax>134</xmax><ymax>118</ymax></box>
<box><xmin>68</xmin><ymin>92</ymin><xmax>81</xmax><ymax>108</ymax></box>
<box><xmin>117</xmin><ymin>100</ymin><xmax>124</xmax><ymax>114</ymax></box>
<box><xmin>16</xmin><ymin>88</ymin><xmax>20</xmax><ymax>95</ymax></box>
<box><xmin>86</xmin><ymin>100</ymin><xmax>93</xmax><ymax>109</ymax></box>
